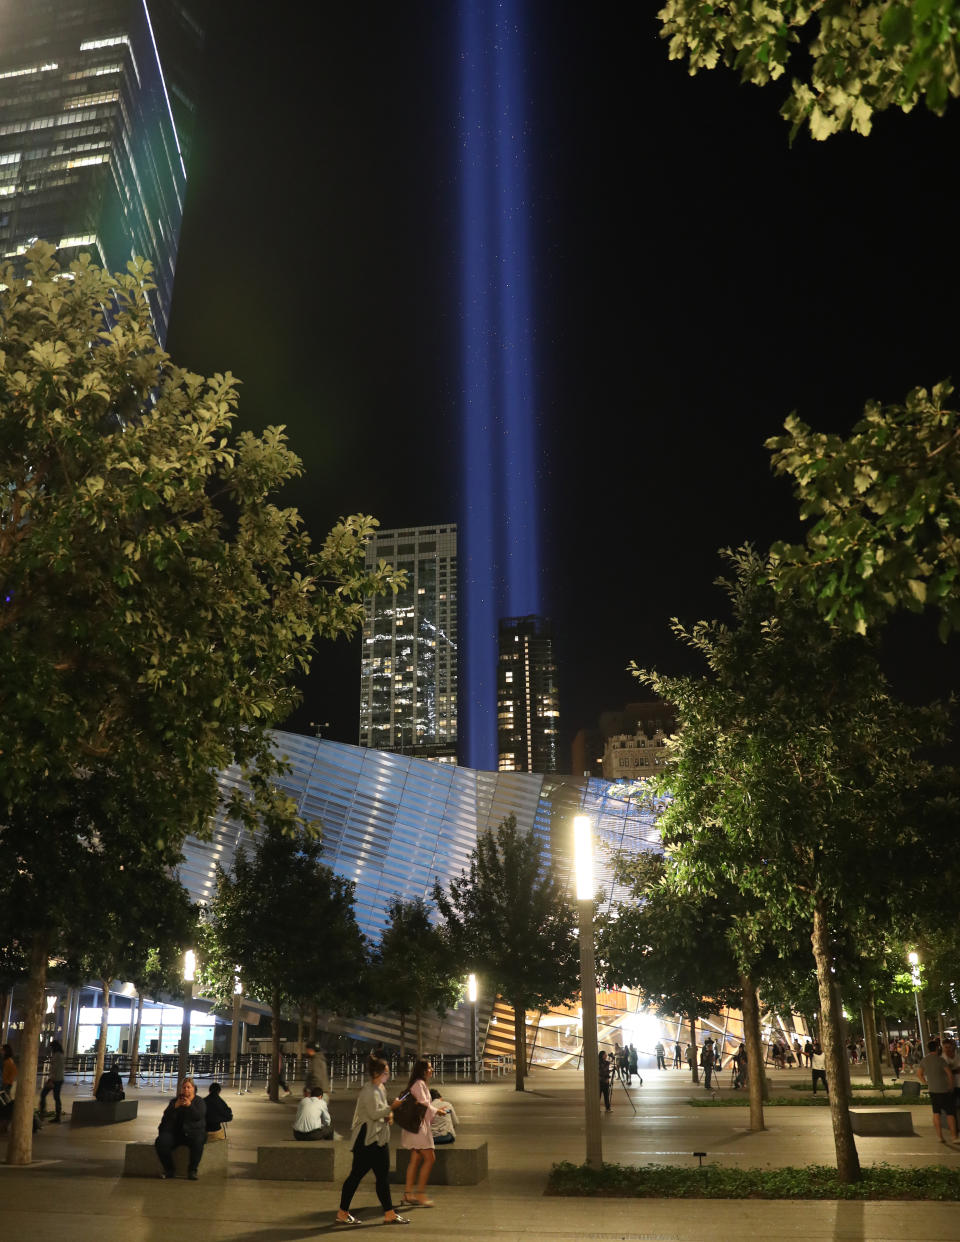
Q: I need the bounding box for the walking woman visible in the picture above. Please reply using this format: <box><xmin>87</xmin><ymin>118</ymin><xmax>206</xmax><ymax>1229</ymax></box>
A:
<box><xmin>400</xmin><ymin>1058</ymin><xmax>441</xmax><ymax>1207</ymax></box>
<box><xmin>336</xmin><ymin>1056</ymin><xmax>409</xmax><ymax>1227</ymax></box>
<box><xmin>40</xmin><ymin>1039</ymin><xmax>65</xmax><ymax>1122</ymax></box>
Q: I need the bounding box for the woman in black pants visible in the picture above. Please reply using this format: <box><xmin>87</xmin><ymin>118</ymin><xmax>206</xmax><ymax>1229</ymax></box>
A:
<box><xmin>336</xmin><ymin>1056</ymin><xmax>409</xmax><ymax>1226</ymax></box>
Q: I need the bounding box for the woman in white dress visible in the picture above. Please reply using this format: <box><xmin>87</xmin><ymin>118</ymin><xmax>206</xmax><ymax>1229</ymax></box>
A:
<box><xmin>400</xmin><ymin>1059</ymin><xmax>441</xmax><ymax>1207</ymax></box>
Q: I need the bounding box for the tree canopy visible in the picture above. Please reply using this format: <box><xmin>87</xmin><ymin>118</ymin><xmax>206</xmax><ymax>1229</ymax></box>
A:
<box><xmin>658</xmin><ymin>0</ymin><xmax>960</xmax><ymax>140</ymax></box>
<box><xmin>0</xmin><ymin>243</ymin><xmax>399</xmax><ymax>1162</ymax></box>
<box><xmin>207</xmin><ymin>823</ymin><xmax>366</xmax><ymax>1100</ymax></box>
<box><xmin>433</xmin><ymin>814</ymin><xmax>580</xmax><ymax>1091</ymax></box>
<box><xmin>768</xmin><ymin>381</ymin><xmax>960</xmax><ymax>638</ymax></box>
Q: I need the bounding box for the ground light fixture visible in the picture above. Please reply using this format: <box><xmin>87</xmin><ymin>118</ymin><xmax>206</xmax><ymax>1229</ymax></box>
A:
<box><xmin>573</xmin><ymin>814</ymin><xmax>602</xmax><ymax>1167</ymax></box>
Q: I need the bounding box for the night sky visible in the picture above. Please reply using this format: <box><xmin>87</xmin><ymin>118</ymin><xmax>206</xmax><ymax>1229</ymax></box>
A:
<box><xmin>165</xmin><ymin>4</ymin><xmax>960</xmax><ymax>765</ymax></box>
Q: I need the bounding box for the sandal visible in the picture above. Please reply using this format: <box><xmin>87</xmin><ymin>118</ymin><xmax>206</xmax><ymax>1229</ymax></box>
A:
<box><xmin>335</xmin><ymin>1213</ymin><xmax>360</xmax><ymax>1225</ymax></box>
<box><xmin>384</xmin><ymin>1215</ymin><xmax>410</xmax><ymax>1225</ymax></box>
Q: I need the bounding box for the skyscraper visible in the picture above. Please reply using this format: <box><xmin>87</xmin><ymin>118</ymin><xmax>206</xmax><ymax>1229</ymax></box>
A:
<box><xmin>0</xmin><ymin>0</ymin><xmax>207</xmax><ymax>343</ymax></box>
<box><xmin>497</xmin><ymin>615</ymin><xmax>559</xmax><ymax>773</ymax></box>
<box><xmin>359</xmin><ymin>524</ymin><xmax>458</xmax><ymax>763</ymax></box>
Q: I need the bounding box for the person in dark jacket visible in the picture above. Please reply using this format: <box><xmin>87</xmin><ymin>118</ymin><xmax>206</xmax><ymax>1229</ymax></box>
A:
<box><xmin>40</xmin><ymin>1039</ymin><xmax>66</xmax><ymax>1122</ymax></box>
<box><xmin>95</xmin><ymin>1060</ymin><xmax>125</xmax><ymax>1102</ymax></box>
<box><xmin>204</xmin><ymin>1082</ymin><xmax>233</xmax><ymax>1137</ymax></box>
<box><xmin>155</xmin><ymin>1077</ymin><xmax>207</xmax><ymax>1179</ymax></box>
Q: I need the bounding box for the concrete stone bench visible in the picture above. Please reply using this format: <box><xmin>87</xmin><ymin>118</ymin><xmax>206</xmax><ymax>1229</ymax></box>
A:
<box><xmin>257</xmin><ymin>1140</ymin><xmax>336</xmax><ymax>1180</ymax></box>
<box><xmin>849</xmin><ymin>1108</ymin><xmax>914</xmax><ymax>1136</ymax></box>
<box><xmin>123</xmin><ymin>1140</ymin><xmax>228</xmax><ymax>1178</ymax></box>
<box><xmin>900</xmin><ymin>1080</ymin><xmax>923</xmax><ymax>1101</ymax></box>
<box><xmin>396</xmin><ymin>1142</ymin><xmax>488</xmax><ymax>1185</ymax></box>
<box><xmin>70</xmin><ymin>1099</ymin><xmax>138</xmax><ymax>1126</ymax></box>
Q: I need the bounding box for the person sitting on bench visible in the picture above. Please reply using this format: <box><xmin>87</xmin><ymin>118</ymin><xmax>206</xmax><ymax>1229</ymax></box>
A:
<box><xmin>429</xmin><ymin>1087</ymin><xmax>458</xmax><ymax>1144</ymax></box>
<box><xmin>95</xmin><ymin>1060</ymin><xmax>125</xmax><ymax>1103</ymax></box>
<box><xmin>293</xmin><ymin>1084</ymin><xmax>333</xmax><ymax>1140</ymax></box>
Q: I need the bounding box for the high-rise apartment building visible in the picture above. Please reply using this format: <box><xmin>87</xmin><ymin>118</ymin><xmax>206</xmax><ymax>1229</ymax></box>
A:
<box><xmin>0</xmin><ymin>0</ymin><xmax>207</xmax><ymax>343</ymax></box>
<box><xmin>497</xmin><ymin>615</ymin><xmax>559</xmax><ymax>773</ymax></box>
<box><xmin>359</xmin><ymin>524</ymin><xmax>458</xmax><ymax>763</ymax></box>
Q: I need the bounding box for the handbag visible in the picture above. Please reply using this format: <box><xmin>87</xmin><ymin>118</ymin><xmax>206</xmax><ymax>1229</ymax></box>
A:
<box><xmin>393</xmin><ymin>1091</ymin><xmax>427</xmax><ymax>1134</ymax></box>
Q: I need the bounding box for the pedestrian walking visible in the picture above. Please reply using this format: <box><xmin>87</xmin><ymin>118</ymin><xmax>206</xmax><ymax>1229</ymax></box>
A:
<box><xmin>399</xmin><ymin>1058</ymin><xmax>442</xmax><ymax>1208</ymax></box>
<box><xmin>39</xmin><ymin>1039</ymin><xmax>65</xmax><ymax>1123</ymax></box>
<box><xmin>701</xmin><ymin>1038</ymin><xmax>715</xmax><ymax>1089</ymax></box>
<box><xmin>628</xmin><ymin>1043</ymin><xmax>639</xmax><ymax>1083</ymax></box>
<box><xmin>336</xmin><ymin>1055</ymin><xmax>409</xmax><ymax>1226</ymax></box>
<box><xmin>673</xmin><ymin>1040</ymin><xmax>682</xmax><ymax>1068</ymax></box>
<box><xmin>598</xmin><ymin>1051</ymin><xmax>613</xmax><ymax>1111</ymax></box>
<box><xmin>917</xmin><ymin>1039</ymin><xmax>959</xmax><ymax>1144</ymax></box>
<box><xmin>655</xmin><ymin>1040</ymin><xmax>666</xmax><ymax>1070</ymax></box>
<box><xmin>810</xmin><ymin>1041</ymin><xmax>827</xmax><ymax>1094</ymax></box>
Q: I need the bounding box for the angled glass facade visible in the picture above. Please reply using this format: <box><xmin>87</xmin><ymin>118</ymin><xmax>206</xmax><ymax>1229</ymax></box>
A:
<box><xmin>0</xmin><ymin>0</ymin><xmax>203</xmax><ymax>342</ymax></box>
<box><xmin>358</xmin><ymin>524</ymin><xmax>459</xmax><ymax>763</ymax></box>
<box><xmin>185</xmin><ymin>732</ymin><xmax>661</xmax><ymax>945</ymax></box>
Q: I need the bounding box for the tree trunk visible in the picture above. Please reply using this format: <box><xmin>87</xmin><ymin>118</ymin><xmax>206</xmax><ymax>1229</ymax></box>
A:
<box><xmin>513</xmin><ymin>1002</ymin><xmax>526</xmax><ymax>1092</ymax></box>
<box><xmin>688</xmin><ymin>1012</ymin><xmax>699</xmax><ymax>1084</ymax></box>
<box><xmin>415</xmin><ymin>1004</ymin><xmax>423</xmax><ymax>1058</ymax></box>
<box><xmin>7</xmin><ymin>935</ymin><xmax>48</xmax><ymax>1165</ymax></box>
<box><xmin>812</xmin><ymin>897</ymin><xmax>861</xmax><ymax>1182</ymax></box>
<box><xmin>269</xmin><ymin>988</ymin><xmax>281</xmax><ymax>1103</ymax></box>
<box><xmin>93</xmin><ymin>977</ymin><xmax>111</xmax><ymax>1096</ymax></box>
<box><xmin>861</xmin><ymin>993</ymin><xmax>883</xmax><ymax>1089</ymax></box>
<box><xmin>309</xmin><ymin>1002</ymin><xmax>318</xmax><ymax>1045</ymax></box>
<box><xmin>127</xmin><ymin>992</ymin><xmax>144</xmax><ymax>1087</ymax></box>
<box><xmin>740</xmin><ymin>973</ymin><xmax>766</xmax><ymax>1132</ymax></box>
<box><xmin>399</xmin><ymin>1011</ymin><xmax>406</xmax><ymax>1059</ymax></box>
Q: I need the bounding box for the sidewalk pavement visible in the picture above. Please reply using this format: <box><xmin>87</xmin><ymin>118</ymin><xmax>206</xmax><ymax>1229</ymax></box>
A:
<box><xmin>2</xmin><ymin>1064</ymin><xmax>958</xmax><ymax>1241</ymax></box>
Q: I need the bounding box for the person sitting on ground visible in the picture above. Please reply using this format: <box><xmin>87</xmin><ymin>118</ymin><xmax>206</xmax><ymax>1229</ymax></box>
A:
<box><xmin>155</xmin><ymin>1076</ymin><xmax>207</xmax><ymax>1179</ymax></box>
<box><xmin>918</xmin><ymin>1038</ymin><xmax>959</xmax><ymax>1145</ymax></box>
<box><xmin>95</xmin><ymin>1059</ymin><xmax>125</xmax><ymax>1102</ymax></box>
<box><xmin>293</xmin><ymin>1084</ymin><xmax>334</xmax><ymax>1140</ymax></box>
<box><xmin>429</xmin><ymin>1087</ymin><xmax>458</xmax><ymax>1144</ymax></box>
<box><xmin>204</xmin><ymin>1082</ymin><xmax>233</xmax><ymax>1140</ymax></box>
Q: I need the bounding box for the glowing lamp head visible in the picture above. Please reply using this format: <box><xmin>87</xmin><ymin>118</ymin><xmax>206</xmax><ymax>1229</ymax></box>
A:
<box><xmin>573</xmin><ymin>815</ymin><xmax>593</xmax><ymax>900</ymax></box>
<box><xmin>183</xmin><ymin>949</ymin><xmax>196</xmax><ymax>983</ymax></box>
<box><xmin>908</xmin><ymin>951</ymin><xmax>919</xmax><ymax>966</ymax></box>
<box><xmin>468</xmin><ymin>973</ymin><xmax>478</xmax><ymax>1003</ymax></box>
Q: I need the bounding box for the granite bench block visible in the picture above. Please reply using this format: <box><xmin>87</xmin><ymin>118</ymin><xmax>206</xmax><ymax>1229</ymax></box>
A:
<box><xmin>123</xmin><ymin>1139</ymin><xmax>228</xmax><ymax>1178</ymax></box>
<box><xmin>395</xmin><ymin>1142</ymin><xmax>488</xmax><ymax>1185</ymax></box>
<box><xmin>70</xmin><ymin>1099</ymin><xmax>138</xmax><ymax>1126</ymax></box>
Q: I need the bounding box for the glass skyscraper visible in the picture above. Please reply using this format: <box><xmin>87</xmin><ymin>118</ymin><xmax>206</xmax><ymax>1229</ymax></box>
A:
<box><xmin>497</xmin><ymin>614</ymin><xmax>560</xmax><ymax>772</ymax></box>
<box><xmin>358</xmin><ymin>523</ymin><xmax>459</xmax><ymax>763</ymax></box>
<box><xmin>0</xmin><ymin>0</ymin><xmax>206</xmax><ymax>343</ymax></box>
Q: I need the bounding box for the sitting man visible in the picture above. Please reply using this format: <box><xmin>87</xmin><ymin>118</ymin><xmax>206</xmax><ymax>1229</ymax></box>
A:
<box><xmin>204</xmin><ymin>1082</ymin><xmax>233</xmax><ymax>1141</ymax></box>
<box><xmin>155</xmin><ymin>1077</ymin><xmax>207</xmax><ymax>1179</ymax></box>
<box><xmin>292</xmin><ymin>1084</ymin><xmax>333</xmax><ymax>1141</ymax></box>
<box><xmin>429</xmin><ymin>1086</ymin><xmax>458</xmax><ymax>1144</ymax></box>
<box><xmin>95</xmin><ymin>1060</ymin><xmax>125</xmax><ymax>1103</ymax></box>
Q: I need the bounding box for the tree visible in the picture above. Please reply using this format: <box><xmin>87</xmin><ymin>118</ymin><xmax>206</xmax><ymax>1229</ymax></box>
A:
<box><xmin>658</xmin><ymin>0</ymin><xmax>960</xmax><ymax>140</ymax></box>
<box><xmin>598</xmin><ymin>848</ymin><xmax>770</xmax><ymax>1129</ymax></box>
<box><xmin>433</xmin><ymin>815</ymin><xmax>580</xmax><ymax>1092</ymax></box>
<box><xmin>0</xmin><ymin>243</ymin><xmax>400</xmax><ymax>1163</ymax></box>
<box><xmin>207</xmin><ymin>823</ymin><xmax>367</xmax><ymax>1102</ymax></box>
<box><xmin>372</xmin><ymin>898</ymin><xmax>463</xmax><ymax>1058</ymax></box>
<box><xmin>637</xmin><ymin>547</ymin><xmax>948</xmax><ymax>1181</ymax></box>
<box><xmin>68</xmin><ymin>862</ymin><xmax>195</xmax><ymax>1096</ymax></box>
<box><xmin>767</xmin><ymin>381</ymin><xmax>960</xmax><ymax>638</ymax></box>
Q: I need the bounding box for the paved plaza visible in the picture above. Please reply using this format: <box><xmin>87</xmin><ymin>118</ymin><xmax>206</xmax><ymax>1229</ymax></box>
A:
<box><xmin>2</xmin><ymin>1065</ymin><xmax>958</xmax><ymax>1241</ymax></box>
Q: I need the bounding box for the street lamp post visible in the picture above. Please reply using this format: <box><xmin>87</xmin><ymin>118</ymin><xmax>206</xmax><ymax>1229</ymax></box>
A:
<box><xmin>468</xmin><ymin>973</ymin><xmax>480</xmax><ymax>1084</ymax></box>
<box><xmin>178</xmin><ymin>949</ymin><xmax>196</xmax><ymax>1084</ymax></box>
<box><xmin>229</xmin><ymin>969</ymin><xmax>242</xmax><ymax>1077</ymax></box>
<box><xmin>574</xmin><ymin>815</ymin><xmax>602</xmax><ymax>1168</ymax></box>
<box><xmin>908</xmin><ymin>952</ymin><xmax>926</xmax><ymax>1045</ymax></box>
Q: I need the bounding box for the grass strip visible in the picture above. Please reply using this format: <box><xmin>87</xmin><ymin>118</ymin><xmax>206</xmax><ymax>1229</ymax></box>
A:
<box><xmin>790</xmin><ymin>1081</ymin><xmax>908</xmax><ymax>1093</ymax></box>
<box><xmin>546</xmin><ymin>1160</ymin><xmax>960</xmax><ymax>1199</ymax></box>
<box><xmin>688</xmin><ymin>1094</ymin><xmax>899</xmax><ymax>1107</ymax></box>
